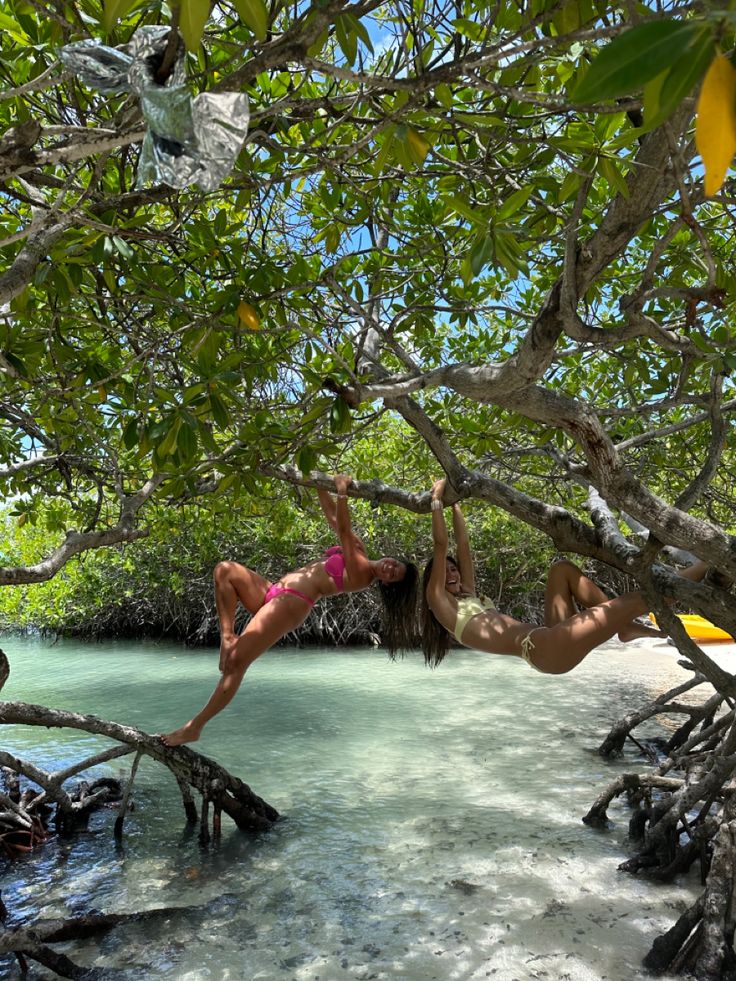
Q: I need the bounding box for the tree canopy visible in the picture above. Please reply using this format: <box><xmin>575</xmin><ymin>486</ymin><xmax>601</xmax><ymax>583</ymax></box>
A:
<box><xmin>1</xmin><ymin>0</ymin><xmax>735</xmax><ymax>650</ymax></box>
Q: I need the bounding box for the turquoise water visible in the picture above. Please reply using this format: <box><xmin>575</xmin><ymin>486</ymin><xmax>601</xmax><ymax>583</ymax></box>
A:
<box><xmin>2</xmin><ymin>633</ymin><xmax>724</xmax><ymax>980</ymax></box>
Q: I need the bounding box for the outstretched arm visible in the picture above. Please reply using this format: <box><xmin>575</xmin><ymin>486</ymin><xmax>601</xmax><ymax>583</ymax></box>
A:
<box><xmin>427</xmin><ymin>478</ymin><xmax>450</xmax><ymax>610</ymax></box>
<box><xmin>452</xmin><ymin>503</ymin><xmax>476</xmax><ymax>595</ymax></box>
<box><xmin>333</xmin><ymin>474</ymin><xmax>372</xmax><ymax>586</ymax></box>
<box><xmin>317</xmin><ymin>487</ymin><xmax>339</xmax><ymax>535</ymax></box>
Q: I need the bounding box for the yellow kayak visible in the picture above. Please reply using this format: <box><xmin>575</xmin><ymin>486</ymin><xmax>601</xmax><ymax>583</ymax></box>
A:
<box><xmin>649</xmin><ymin>613</ymin><xmax>733</xmax><ymax>643</ymax></box>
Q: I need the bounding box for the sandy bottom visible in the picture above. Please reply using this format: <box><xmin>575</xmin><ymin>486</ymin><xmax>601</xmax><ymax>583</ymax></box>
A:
<box><xmin>2</xmin><ymin>633</ymin><xmax>735</xmax><ymax>980</ymax></box>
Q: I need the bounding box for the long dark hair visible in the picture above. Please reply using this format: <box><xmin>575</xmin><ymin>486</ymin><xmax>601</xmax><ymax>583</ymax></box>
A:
<box><xmin>378</xmin><ymin>560</ymin><xmax>419</xmax><ymax>658</ymax></box>
<box><xmin>420</xmin><ymin>555</ymin><xmax>454</xmax><ymax>668</ymax></box>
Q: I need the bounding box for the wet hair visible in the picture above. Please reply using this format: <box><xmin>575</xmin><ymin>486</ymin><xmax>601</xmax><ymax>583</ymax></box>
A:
<box><xmin>420</xmin><ymin>555</ymin><xmax>456</xmax><ymax>669</ymax></box>
<box><xmin>377</xmin><ymin>560</ymin><xmax>420</xmax><ymax>658</ymax></box>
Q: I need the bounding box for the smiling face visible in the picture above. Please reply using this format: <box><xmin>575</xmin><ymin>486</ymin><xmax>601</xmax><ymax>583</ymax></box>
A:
<box><xmin>375</xmin><ymin>557</ymin><xmax>408</xmax><ymax>584</ymax></box>
<box><xmin>444</xmin><ymin>558</ymin><xmax>462</xmax><ymax>595</ymax></box>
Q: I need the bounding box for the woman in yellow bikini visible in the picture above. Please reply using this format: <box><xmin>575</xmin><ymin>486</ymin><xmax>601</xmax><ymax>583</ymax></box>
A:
<box><xmin>162</xmin><ymin>474</ymin><xmax>418</xmax><ymax>746</ymax></box>
<box><xmin>421</xmin><ymin>478</ymin><xmax>708</xmax><ymax>672</ymax></box>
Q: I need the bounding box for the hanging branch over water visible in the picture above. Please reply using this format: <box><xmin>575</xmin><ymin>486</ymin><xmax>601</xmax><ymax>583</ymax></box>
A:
<box><xmin>0</xmin><ymin>700</ymin><xmax>279</xmax><ymax>837</ymax></box>
<box><xmin>0</xmin><ymin>649</ymin><xmax>278</xmax><ymax>855</ymax></box>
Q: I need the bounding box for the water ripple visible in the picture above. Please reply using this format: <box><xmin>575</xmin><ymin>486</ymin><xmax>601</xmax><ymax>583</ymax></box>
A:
<box><xmin>3</xmin><ymin>633</ymin><xmax>731</xmax><ymax>979</ymax></box>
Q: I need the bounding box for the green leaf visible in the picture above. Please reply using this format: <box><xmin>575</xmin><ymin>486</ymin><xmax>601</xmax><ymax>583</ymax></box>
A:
<box><xmin>335</xmin><ymin>14</ymin><xmax>358</xmax><ymax>65</ymax></box>
<box><xmin>469</xmin><ymin>234</ymin><xmax>494</xmax><ymax>276</ymax></box>
<box><xmin>435</xmin><ymin>83</ymin><xmax>453</xmax><ymax>108</ymax></box>
<box><xmin>307</xmin><ymin>27</ymin><xmax>329</xmax><ymax>57</ymax></box>
<box><xmin>598</xmin><ymin>157</ymin><xmax>630</xmax><ymax>199</ymax></box>
<box><xmin>3</xmin><ymin>351</ymin><xmax>27</xmax><ymax>377</ymax></box>
<box><xmin>497</xmin><ymin>186</ymin><xmax>533</xmax><ymax>221</ymax></box>
<box><xmin>0</xmin><ymin>11</ymin><xmax>21</xmax><ymax>34</ymax></box>
<box><xmin>197</xmin><ymin>420</ymin><xmax>219</xmax><ymax>452</ymax></box>
<box><xmin>213</xmin><ymin>208</ymin><xmax>228</xmax><ymax>236</ymax></box>
<box><xmin>324</xmin><ymin>224</ymin><xmax>340</xmax><ymax>253</ymax></box>
<box><xmin>642</xmin><ymin>28</ymin><xmax>713</xmax><ymax>131</ymax></box>
<box><xmin>176</xmin><ymin>420</ymin><xmax>199</xmax><ymax>461</ymax></box>
<box><xmin>179</xmin><ymin>0</ymin><xmax>210</xmax><ymax>52</ymax></box>
<box><xmin>122</xmin><ymin>417</ymin><xmax>139</xmax><ymax>450</ymax></box>
<box><xmin>329</xmin><ymin>398</ymin><xmax>351</xmax><ymax>434</ymax></box>
<box><xmin>209</xmin><ymin>391</ymin><xmax>230</xmax><ymax>429</ymax></box>
<box><xmin>232</xmin><ymin>0</ymin><xmax>268</xmax><ymax>40</ymax></box>
<box><xmin>572</xmin><ymin>20</ymin><xmax>704</xmax><ymax>102</ymax></box>
<box><xmin>158</xmin><ymin>416</ymin><xmax>182</xmax><ymax>457</ymax></box>
<box><xmin>372</xmin><ymin>125</ymin><xmax>396</xmax><ymax>176</ymax></box>
<box><xmin>196</xmin><ymin>331</ymin><xmax>220</xmax><ymax>374</ymax></box>
<box><xmin>111</xmin><ymin>235</ymin><xmax>134</xmax><ymax>259</ymax></box>
<box><xmin>452</xmin><ymin>18</ymin><xmax>486</xmax><ymax>42</ymax></box>
<box><xmin>344</xmin><ymin>12</ymin><xmax>373</xmax><ymax>52</ymax></box>
<box><xmin>552</xmin><ymin>1</ymin><xmax>580</xmax><ymax>36</ymax></box>
<box><xmin>102</xmin><ymin>0</ymin><xmax>138</xmax><ymax>32</ymax></box>
<box><xmin>447</xmin><ymin>196</ymin><xmax>487</xmax><ymax>227</ymax></box>
<box><xmin>301</xmin><ymin>398</ymin><xmax>333</xmax><ymax>425</ymax></box>
<box><xmin>297</xmin><ymin>446</ymin><xmax>318</xmax><ymax>475</ymax></box>
<box><xmin>405</xmin><ymin>127</ymin><xmax>430</xmax><ymax>165</ymax></box>
<box><xmin>494</xmin><ymin>230</ymin><xmax>528</xmax><ymax>277</ymax></box>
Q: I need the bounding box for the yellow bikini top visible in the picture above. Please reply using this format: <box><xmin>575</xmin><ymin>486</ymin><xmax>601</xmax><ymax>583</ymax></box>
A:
<box><xmin>454</xmin><ymin>594</ymin><xmax>497</xmax><ymax>644</ymax></box>
<box><xmin>457</xmin><ymin>595</ymin><xmax>496</xmax><ymax>617</ymax></box>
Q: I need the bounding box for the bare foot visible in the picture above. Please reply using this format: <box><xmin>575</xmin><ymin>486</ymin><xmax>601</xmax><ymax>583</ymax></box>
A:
<box><xmin>618</xmin><ymin>621</ymin><xmax>666</xmax><ymax>643</ymax></box>
<box><xmin>160</xmin><ymin>721</ymin><xmax>202</xmax><ymax>747</ymax></box>
<box><xmin>219</xmin><ymin>634</ymin><xmax>238</xmax><ymax>672</ymax></box>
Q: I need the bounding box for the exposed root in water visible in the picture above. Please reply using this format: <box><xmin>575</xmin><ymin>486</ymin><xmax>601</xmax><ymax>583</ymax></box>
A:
<box><xmin>585</xmin><ymin>645</ymin><xmax>736</xmax><ymax>979</ymax></box>
<box><xmin>0</xmin><ymin>648</ymin><xmax>278</xmax><ymax>856</ymax></box>
<box><xmin>0</xmin><ymin>891</ymin><xmax>200</xmax><ymax>979</ymax></box>
<box><xmin>0</xmin><ymin>644</ymin><xmax>279</xmax><ymax>973</ymax></box>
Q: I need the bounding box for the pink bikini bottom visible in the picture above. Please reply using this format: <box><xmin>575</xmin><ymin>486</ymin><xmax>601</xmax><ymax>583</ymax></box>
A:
<box><xmin>262</xmin><ymin>583</ymin><xmax>315</xmax><ymax>608</ymax></box>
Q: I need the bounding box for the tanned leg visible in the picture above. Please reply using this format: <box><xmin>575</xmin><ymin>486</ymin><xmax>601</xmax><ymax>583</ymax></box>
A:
<box><xmin>161</xmin><ymin>595</ymin><xmax>311</xmax><ymax>746</ymax></box>
<box><xmin>544</xmin><ymin>560</ymin><xmax>663</xmax><ymax>642</ymax></box>
<box><xmin>528</xmin><ymin>590</ymin><xmax>651</xmax><ymax>674</ymax></box>
<box><xmin>214</xmin><ymin>561</ymin><xmax>270</xmax><ymax>671</ymax></box>
<box><xmin>678</xmin><ymin>559</ymin><xmax>709</xmax><ymax>583</ymax></box>
<box><xmin>530</xmin><ymin>559</ymin><xmax>712</xmax><ymax>673</ymax></box>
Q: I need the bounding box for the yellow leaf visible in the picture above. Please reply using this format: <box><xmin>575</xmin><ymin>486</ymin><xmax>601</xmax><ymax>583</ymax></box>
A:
<box><xmin>406</xmin><ymin>127</ymin><xmax>430</xmax><ymax>165</ymax></box>
<box><xmin>237</xmin><ymin>300</ymin><xmax>261</xmax><ymax>330</ymax></box>
<box><xmin>695</xmin><ymin>54</ymin><xmax>736</xmax><ymax>197</ymax></box>
<box><xmin>17</xmin><ymin>513</ymin><xmax>27</xmax><ymax>527</ymax></box>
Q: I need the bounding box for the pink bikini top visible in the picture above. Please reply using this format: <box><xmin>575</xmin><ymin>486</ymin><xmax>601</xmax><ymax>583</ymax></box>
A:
<box><xmin>323</xmin><ymin>545</ymin><xmax>346</xmax><ymax>592</ymax></box>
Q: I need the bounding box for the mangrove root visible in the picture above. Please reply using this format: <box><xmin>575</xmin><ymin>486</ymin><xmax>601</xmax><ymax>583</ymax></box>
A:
<box><xmin>0</xmin><ymin>695</ymin><xmax>279</xmax><ymax>855</ymax></box>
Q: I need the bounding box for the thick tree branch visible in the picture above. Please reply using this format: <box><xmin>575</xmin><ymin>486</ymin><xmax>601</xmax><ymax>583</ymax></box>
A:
<box><xmin>0</xmin><ymin>475</ymin><xmax>163</xmax><ymax>586</ymax></box>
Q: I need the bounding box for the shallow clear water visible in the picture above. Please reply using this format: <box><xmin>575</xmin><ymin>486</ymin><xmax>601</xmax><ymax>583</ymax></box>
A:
<box><xmin>2</xmin><ymin>633</ymin><xmax>732</xmax><ymax>980</ymax></box>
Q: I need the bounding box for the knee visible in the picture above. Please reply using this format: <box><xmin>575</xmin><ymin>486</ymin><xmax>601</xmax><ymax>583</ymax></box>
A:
<box><xmin>214</xmin><ymin>560</ymin><xmax>238</xmax><ymax>584</ymax></box>
<box><xmin>548</xmin><ymin>559</ymin><xmax>580</xmax><ymax>584</ymax></box>
<box><xmin>550</xmin><ymin>559</ymin><xmax>580</xmax><ymax>576</ymax></box>
<box><xmin>222</xmin><ymin>652</ymin><xmax>249</xmax><ymax>685</ymax></box>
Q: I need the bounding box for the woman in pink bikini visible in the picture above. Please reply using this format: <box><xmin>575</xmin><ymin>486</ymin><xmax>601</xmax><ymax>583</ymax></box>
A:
<box><xmin>162</xmin><ymin>474</ymin><xmax>418</xmax><ymax>746</ymax></box>
<box><xmin>422</xmin><ymin>477</ymin><xmax>708</xmax><ymax>672</ymax></box>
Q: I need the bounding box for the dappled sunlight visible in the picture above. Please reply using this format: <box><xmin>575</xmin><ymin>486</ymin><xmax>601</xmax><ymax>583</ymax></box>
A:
<box><xmin>1</xmin><ymin>635</ymin><xmax>718</xmax><ymax>978</ymax></box>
